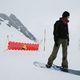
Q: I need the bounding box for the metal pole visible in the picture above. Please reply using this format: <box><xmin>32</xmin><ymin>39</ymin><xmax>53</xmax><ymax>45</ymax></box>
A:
<box><xmin>44</xmin><ymin>28</ymin><xmax>46</xmax><ymax>51</ymax></box>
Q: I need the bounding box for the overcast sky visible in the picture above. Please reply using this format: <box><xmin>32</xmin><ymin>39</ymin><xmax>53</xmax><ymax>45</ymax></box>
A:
<box><xmin>0</xmin><ymin>0</ymin><xmax>80</xmax><ymax>39</ymax></box>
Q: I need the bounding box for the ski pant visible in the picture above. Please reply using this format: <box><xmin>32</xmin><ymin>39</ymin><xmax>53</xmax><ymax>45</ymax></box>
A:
<box><xmin>47</xmin><ymin>39</ymin><xmax>68</xmax><ymax>68</ymax></box>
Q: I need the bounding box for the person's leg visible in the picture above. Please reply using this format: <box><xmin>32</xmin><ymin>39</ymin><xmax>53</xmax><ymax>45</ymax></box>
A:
<box><xmin>46</xmin><ymin>42</ymin><xmax>60</xmax><ymax>68</ymax></box>
<box><xmin>61</xmin><ymin>39</ymin><xmax>68</xmax><ymax>69</ymax></box>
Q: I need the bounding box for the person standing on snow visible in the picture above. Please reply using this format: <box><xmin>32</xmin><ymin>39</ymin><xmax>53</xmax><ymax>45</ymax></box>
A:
<box><xmin>46</xmin><ymin>11</ymin><xmax>70</xmax><ymax>69</ymax></box>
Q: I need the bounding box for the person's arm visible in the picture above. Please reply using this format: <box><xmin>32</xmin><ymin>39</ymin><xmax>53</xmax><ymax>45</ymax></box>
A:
<box><xmin>53</xmin><ymin>21</ymin><xmax>60</xmax><ymax>46</ymax></box>
<box><xmin>66</xmin><ymin>24</ymin><xmax>69</xmax><ymax>46</ymax></box>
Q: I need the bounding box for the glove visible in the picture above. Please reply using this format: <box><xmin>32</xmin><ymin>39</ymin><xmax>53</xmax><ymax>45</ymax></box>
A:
<box><xmin>67</xmin><ymin>36</ymin><xmax>69</xmax><ymax>46</ymax></box>
<box><xmin>54</xmin><ymin>36</ymin><xmax>58</xmax><ymax>47</ymax></box>
<box><xmin>67</xmin><ymin>41</ymin><xmax>69</xmax><ymax>46</ymax></box>
<box><xmin>55</xmin><ymin>41</ymin><xmax>58</xmax><ymax>47</ymax></box>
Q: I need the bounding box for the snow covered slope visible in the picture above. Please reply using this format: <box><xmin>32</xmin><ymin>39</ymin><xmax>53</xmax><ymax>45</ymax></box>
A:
<box><xmin>0</xmin><ymin>17</ymin><xmax>80</xmax><ymax>80</ymax></box>
<box><xmin>0</xmin><ymin>0</ymin><xmax>80</xmax><ymax>80</ymax></box>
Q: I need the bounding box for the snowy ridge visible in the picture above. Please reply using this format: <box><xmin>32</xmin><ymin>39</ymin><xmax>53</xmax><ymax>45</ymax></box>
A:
<box><xmin>0</xmin><ymin>13</ymin><xmax>37</xmax><ymax>42</ymax></box>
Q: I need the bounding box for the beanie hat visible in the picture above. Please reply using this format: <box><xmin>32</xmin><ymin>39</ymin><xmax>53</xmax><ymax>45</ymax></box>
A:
<box><xmin>62</xmin><ymin>11</ymin><xmax>70</xmax><ymax>17</ymax></box>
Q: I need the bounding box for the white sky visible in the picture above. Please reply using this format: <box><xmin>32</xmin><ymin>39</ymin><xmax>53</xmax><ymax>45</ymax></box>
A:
<box><xmin>0</xmin><ymin>0</ymin><xmax>80</xmax><ymax>23</ymax></box>
<box><xmin>0</xmin><ymin>0</ymin><xmax>80</xmax><ymax>40</ymax></box>
<box><xmin>0</xmin><ymin>1</ymin><xmax>80</xmax><ymax>80</ymax></box>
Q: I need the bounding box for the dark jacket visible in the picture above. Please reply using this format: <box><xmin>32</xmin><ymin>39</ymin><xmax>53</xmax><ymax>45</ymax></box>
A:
<box><xmin>53</xmin><ymin>18</ymin><xmax>69</xmax><ymax>42</ymax></box>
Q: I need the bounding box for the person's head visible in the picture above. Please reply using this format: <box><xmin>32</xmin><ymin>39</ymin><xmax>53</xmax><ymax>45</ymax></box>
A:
<box><xmin>62</xmin><ymin>11</ymin><xmax>70</xmax><ymax>24</ymax></box>
<box><xmin>62</xmin><ymin>11</ymin><xmax>70</xmax><ymax>18</ymax></box>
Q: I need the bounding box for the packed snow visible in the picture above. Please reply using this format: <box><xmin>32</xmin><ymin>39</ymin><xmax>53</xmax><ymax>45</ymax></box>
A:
<box><xmin>0</xmin><ymin>0</ymin><xmax>80</xmax><ymax>80</ymax></box>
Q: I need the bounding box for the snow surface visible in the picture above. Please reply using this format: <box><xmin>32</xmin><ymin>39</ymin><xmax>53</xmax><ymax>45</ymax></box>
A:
<box><xmin>0</xmin><ymin>0</ymin><xmax>80</xmax><ymax>80</ymax></box>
